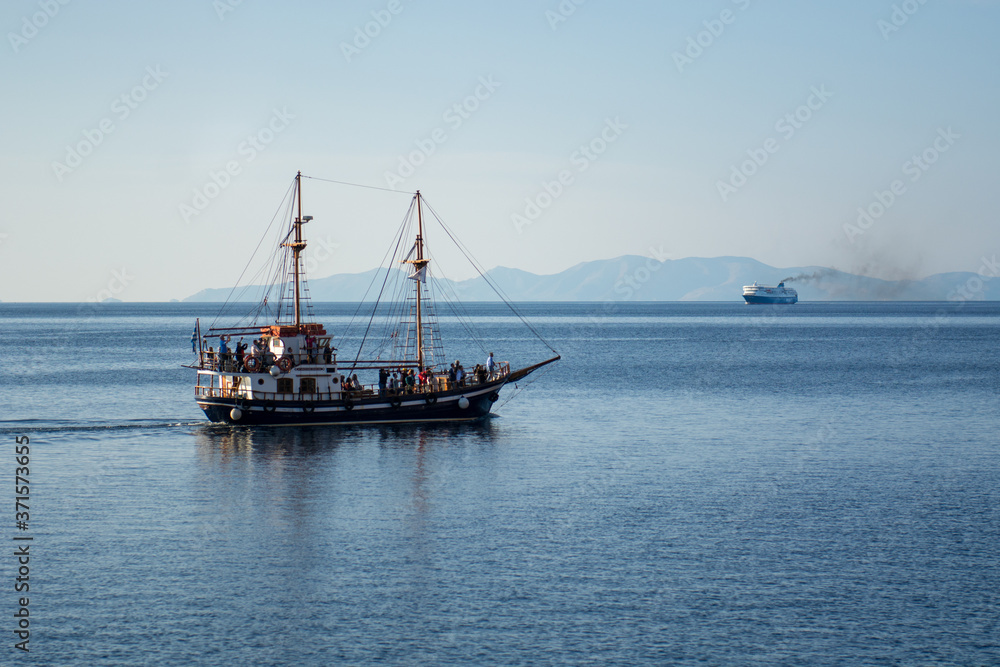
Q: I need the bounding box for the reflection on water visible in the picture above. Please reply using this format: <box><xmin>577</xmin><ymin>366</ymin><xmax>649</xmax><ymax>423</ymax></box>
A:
<box><xmin>190</xmin><ymin>421</ymin><xmax>502</xmax><ymax>546</ymax></box>
<box><xmin>192</xmin><ymin>419</ymin><xmax>499</xmax><ymax>460</ymax></box>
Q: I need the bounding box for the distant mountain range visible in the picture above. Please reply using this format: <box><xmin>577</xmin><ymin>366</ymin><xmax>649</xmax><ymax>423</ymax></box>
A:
<box><xmin>183</xmin><ymin>255</ymin><xmax>1000</xmax><ymax>302</ymax></box>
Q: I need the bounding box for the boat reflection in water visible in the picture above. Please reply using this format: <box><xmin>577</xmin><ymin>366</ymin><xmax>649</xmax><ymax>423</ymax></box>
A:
<box><xmin>191</xmin><ymin>420</ymin><xmax>501</xmax><ymax>539</ymax></box>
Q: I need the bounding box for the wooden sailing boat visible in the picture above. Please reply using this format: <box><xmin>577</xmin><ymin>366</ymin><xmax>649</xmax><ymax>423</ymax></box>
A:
<box><xmin>191</xmin><ymin>172</ymin><xmax>559</xmax><ymax>425</ymax></box>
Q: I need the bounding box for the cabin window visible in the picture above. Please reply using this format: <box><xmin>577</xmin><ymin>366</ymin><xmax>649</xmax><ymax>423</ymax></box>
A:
<box><xmin>276</xmin><ymin>378</ymin><xmax>293</xmax><ymax>394</ymax></box>
<box><xmin>300</xmin><ymin>377</ymin><xmax>316</xmax><ymax>394</ymax></box>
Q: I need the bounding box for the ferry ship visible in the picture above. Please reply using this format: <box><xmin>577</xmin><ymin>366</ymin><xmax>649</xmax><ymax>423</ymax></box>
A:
<box><xmin>742</xmin><ymin>281</ymin><xmax>798</xmax><ymax>304</ymax></box>
<box><xmin>188</xmin><ymin>172</ymin><xmax>559</xmax><ymax>426</ymax></box>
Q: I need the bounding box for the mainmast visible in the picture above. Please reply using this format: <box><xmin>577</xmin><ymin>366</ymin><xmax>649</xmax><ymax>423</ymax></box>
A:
<box><xmin>414</xmin><ymin>191</ymin><xmax>428</xmax><ymax>371</ymax></box>
<box><xmin>285</xmin><ymin>171</ymin><xmax>310</xmax><ymax>329</ymax></box>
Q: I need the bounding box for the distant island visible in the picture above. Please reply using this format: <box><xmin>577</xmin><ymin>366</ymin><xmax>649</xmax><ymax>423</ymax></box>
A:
<box><xmin>183</xmin><ymin>255</ymin><xmax>999</xmax><ymax>302</ymax></box>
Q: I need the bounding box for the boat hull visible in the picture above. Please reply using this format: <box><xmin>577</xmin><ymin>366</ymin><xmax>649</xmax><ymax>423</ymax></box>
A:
<box><xmin>743</xmin><ymin>295</ymin><xmax>797</xmax><ymax>304</ymax></box>
<box><xmin>198</xmin><ymin>383</ymin><xmax>501</xmax><ymax>426</ymax></box>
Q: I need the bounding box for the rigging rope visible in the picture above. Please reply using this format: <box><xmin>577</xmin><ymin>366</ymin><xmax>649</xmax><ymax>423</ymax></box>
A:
<box><xmin>420</xmin><ymin>197</ymin><xmax>559</xmax><ymax>356</ymax></box>
<box><xmin>345</xmin><ymin>195</ymin><xmax>417</xmax><ymax>373</ymax></box>
<box><xmin>301</xmin><ymin>174</ymin><xmax>414</xmax><ymax>196</ymax></box>
<box><xmin>209</xmin><ymin>177</ymin><xmax>297</xmax><ymax>331</ymax></box>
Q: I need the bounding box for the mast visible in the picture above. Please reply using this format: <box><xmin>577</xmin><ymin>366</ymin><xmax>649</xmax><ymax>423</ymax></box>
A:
<box><xmin>414</xmin><ymin>191</ymin><xmax>426</xmax><ymax>371</ymax></box>
<box><xmin>294</xmin><ymin>171</ymin><xmax>303</xmax><ymax>328</ymax></box>
<box><xmin>282</xmin><ymin>171</ymin><xmax>310</xmax><ymax>330</ymax></box>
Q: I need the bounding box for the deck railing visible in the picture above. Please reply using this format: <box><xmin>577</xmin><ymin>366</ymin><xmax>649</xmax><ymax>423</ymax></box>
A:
<box><xmin>194</xmin><ymin>363</ymin><xmax>510</xmax><ymax>401</ymax></box>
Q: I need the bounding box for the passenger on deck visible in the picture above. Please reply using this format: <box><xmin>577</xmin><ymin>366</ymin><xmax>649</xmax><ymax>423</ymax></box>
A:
<box><xmin>456</xmin><ymin>363</ymin><xmax>465</xmax><ymax>386</ymax></box>
<box><xmin>305</xmin><ymin>335</ymin><xmax>316</xmax><ymax>363</ymax></box>
<box><xmin>351</xmin><ymin>374</ymin><xmax>362</xmax><ymax>391</ymax></box>
<box><xmin>474</xmin><ymin>364</ymin><xmax>486</xmax><ymax>384</ymax></box>
<box><xmin>378</xmin><ymin>368</ymin><xmax>388</xmax><ymax>396</ymax></box>
<box><xmin>404</xmin><ymin>369</ymin><xmax>415</xmax><ymax>394</ymax></box>
<box><xmin>323</xmin><ymin>344</ymin><xmax>333</xmax><ymax>364</ymax></box>
<box><xmin>447</xmin><ymin>364</ymin><xmax>456</xmax><ymax>387</ymax></box>
<box><xmin>486</xmin><ymin>352</ymin><xmax>495</xmax><ymax>379</ymax></box>
<box><xmin>235</xmin><ymin>340</ymin><xmax>247</xmax><ymax>370</ymax></box>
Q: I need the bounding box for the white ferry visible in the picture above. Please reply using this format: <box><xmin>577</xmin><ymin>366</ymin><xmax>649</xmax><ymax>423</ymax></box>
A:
<box><xmin>742</xmin><ymin>282</ymin><xmax>798</xmax><ymax>304</ymax></box>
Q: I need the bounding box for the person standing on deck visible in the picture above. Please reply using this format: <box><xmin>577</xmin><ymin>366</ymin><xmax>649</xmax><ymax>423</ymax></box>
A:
<box><xmin>486</xmin><ymin>352</ymin><xmax>495</xmax><ymax>379</ymax></box>
<box><xmin>378</xmin><ymin>368</ymin><xmax>388</xmax><ymax>396</ymax></box>
<box><xmin>235</xmin><ymin>340</ymin><xmax>247</xmax><ymax>371</ymax></box>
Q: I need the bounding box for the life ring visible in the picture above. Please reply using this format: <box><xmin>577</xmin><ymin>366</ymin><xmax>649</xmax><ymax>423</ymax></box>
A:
<box><xmin>390</xmin><ymin>397</ymin><xmax>402</xmax><ymax>409</ymax></box>
<box><xmin>263</xmin><ymin>402</ymin><xmax>276</xmax><ymax>413</ymax></box>
<box><xmin>425</xmin><ymin>393</ymin><xmax>438</xmax><ymax>404</ymax></box>
<box><xmin>488</xmin><ymin>391</ymin><xmax>499</xmax><ymax>402</ymax></box>
<box><xmin>244</xmin><ymin>357</ymin><xmax>261</xmax><ymax>372</ymax></box>
<box><xmin>277</xmin><ymin>356</ymin><xmax>293</xmax><ymax>372</ymax></box>
<box><xmin>343</xmin><ymin>397</ymin><xmax>354</xmax><ymax>411</ymax></box>
<box><xmin>302</xmin><ymin>402</ymin><xmax>314</xmax><ymax>413</ymax></box>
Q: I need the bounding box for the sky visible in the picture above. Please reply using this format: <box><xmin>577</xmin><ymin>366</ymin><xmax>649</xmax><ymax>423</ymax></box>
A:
<box><xmin>2</xmin><ymin>0</ymin><xmax>998</xmax><ymax>301</ymax></box>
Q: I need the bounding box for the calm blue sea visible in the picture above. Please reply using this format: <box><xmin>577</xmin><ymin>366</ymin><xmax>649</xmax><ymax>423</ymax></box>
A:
<box><xmin>2</xmin><ymin>302</ymin><xmax>999</xmax><ymax>665</ymax></box>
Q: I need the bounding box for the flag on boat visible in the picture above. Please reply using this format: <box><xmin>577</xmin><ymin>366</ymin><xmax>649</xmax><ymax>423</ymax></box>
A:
<box><xmin>408</xmin><ymin>265</ymin><xmax>427</xmax><ymax>283</ymax></box>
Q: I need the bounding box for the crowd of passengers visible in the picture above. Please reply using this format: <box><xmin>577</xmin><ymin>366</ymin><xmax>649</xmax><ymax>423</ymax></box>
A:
<box><xmin>202</xmin><ymin>335</ymin><xmax>332</xmax><ymax>372</ymax></box>
<box><xmin>203</xmin><ymin>336</ymin><xmax>503</xmax><ymax>393</ymax></box>
<box><xmin>350</xmin><ymin>357</ymin><xmax>500</xmax><ymax>396</ymax></box>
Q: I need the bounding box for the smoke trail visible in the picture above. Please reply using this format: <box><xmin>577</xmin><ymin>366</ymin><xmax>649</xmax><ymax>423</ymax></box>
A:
<box><xmin>779</xmin><ymin>269</ymin><xmax>837</xmax><ymax>284</ymax></box>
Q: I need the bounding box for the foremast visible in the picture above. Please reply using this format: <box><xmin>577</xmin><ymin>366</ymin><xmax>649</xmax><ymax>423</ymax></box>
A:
<box><xmin>405</xmin><ymin>191</ymin><xmax>430</xmax><ymax>370</ymax></box>
<box><xmin>283</xmin><ymin>171</ymin><xmax>312</xmax><ymax>331</ymax></box>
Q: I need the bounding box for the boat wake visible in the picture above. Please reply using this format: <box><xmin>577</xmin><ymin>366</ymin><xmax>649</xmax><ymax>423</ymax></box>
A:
<box><xmin>0</xmin><ymin>419</ymin><xmax>206</xmax><ymax>435</ymax></box>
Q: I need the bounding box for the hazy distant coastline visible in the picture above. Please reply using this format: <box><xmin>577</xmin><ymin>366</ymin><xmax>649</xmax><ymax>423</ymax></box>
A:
<box><xmin>181</xmin><ymin>255</ymin><xmax>1000</xmax><ymax>303</ymax></box>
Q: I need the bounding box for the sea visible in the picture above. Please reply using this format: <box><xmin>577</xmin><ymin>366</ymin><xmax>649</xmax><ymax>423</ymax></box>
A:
<box><xmin>2</xmin><ymin>301</ymin><xmax>998</xmax><ymax>665</ymax></box>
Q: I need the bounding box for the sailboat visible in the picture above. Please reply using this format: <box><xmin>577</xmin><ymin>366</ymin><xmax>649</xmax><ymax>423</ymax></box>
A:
<box><xmin>190</xmin><ymin>172</ymin><xmax>559</xmax><ymax>426</ymax></box>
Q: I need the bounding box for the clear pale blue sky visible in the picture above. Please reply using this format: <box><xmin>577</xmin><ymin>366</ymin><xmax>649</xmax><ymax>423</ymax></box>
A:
<box><xmin>2</xmin><ymin>0</ymin><xmax>998</xmax><ymax>301</ymax></box>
